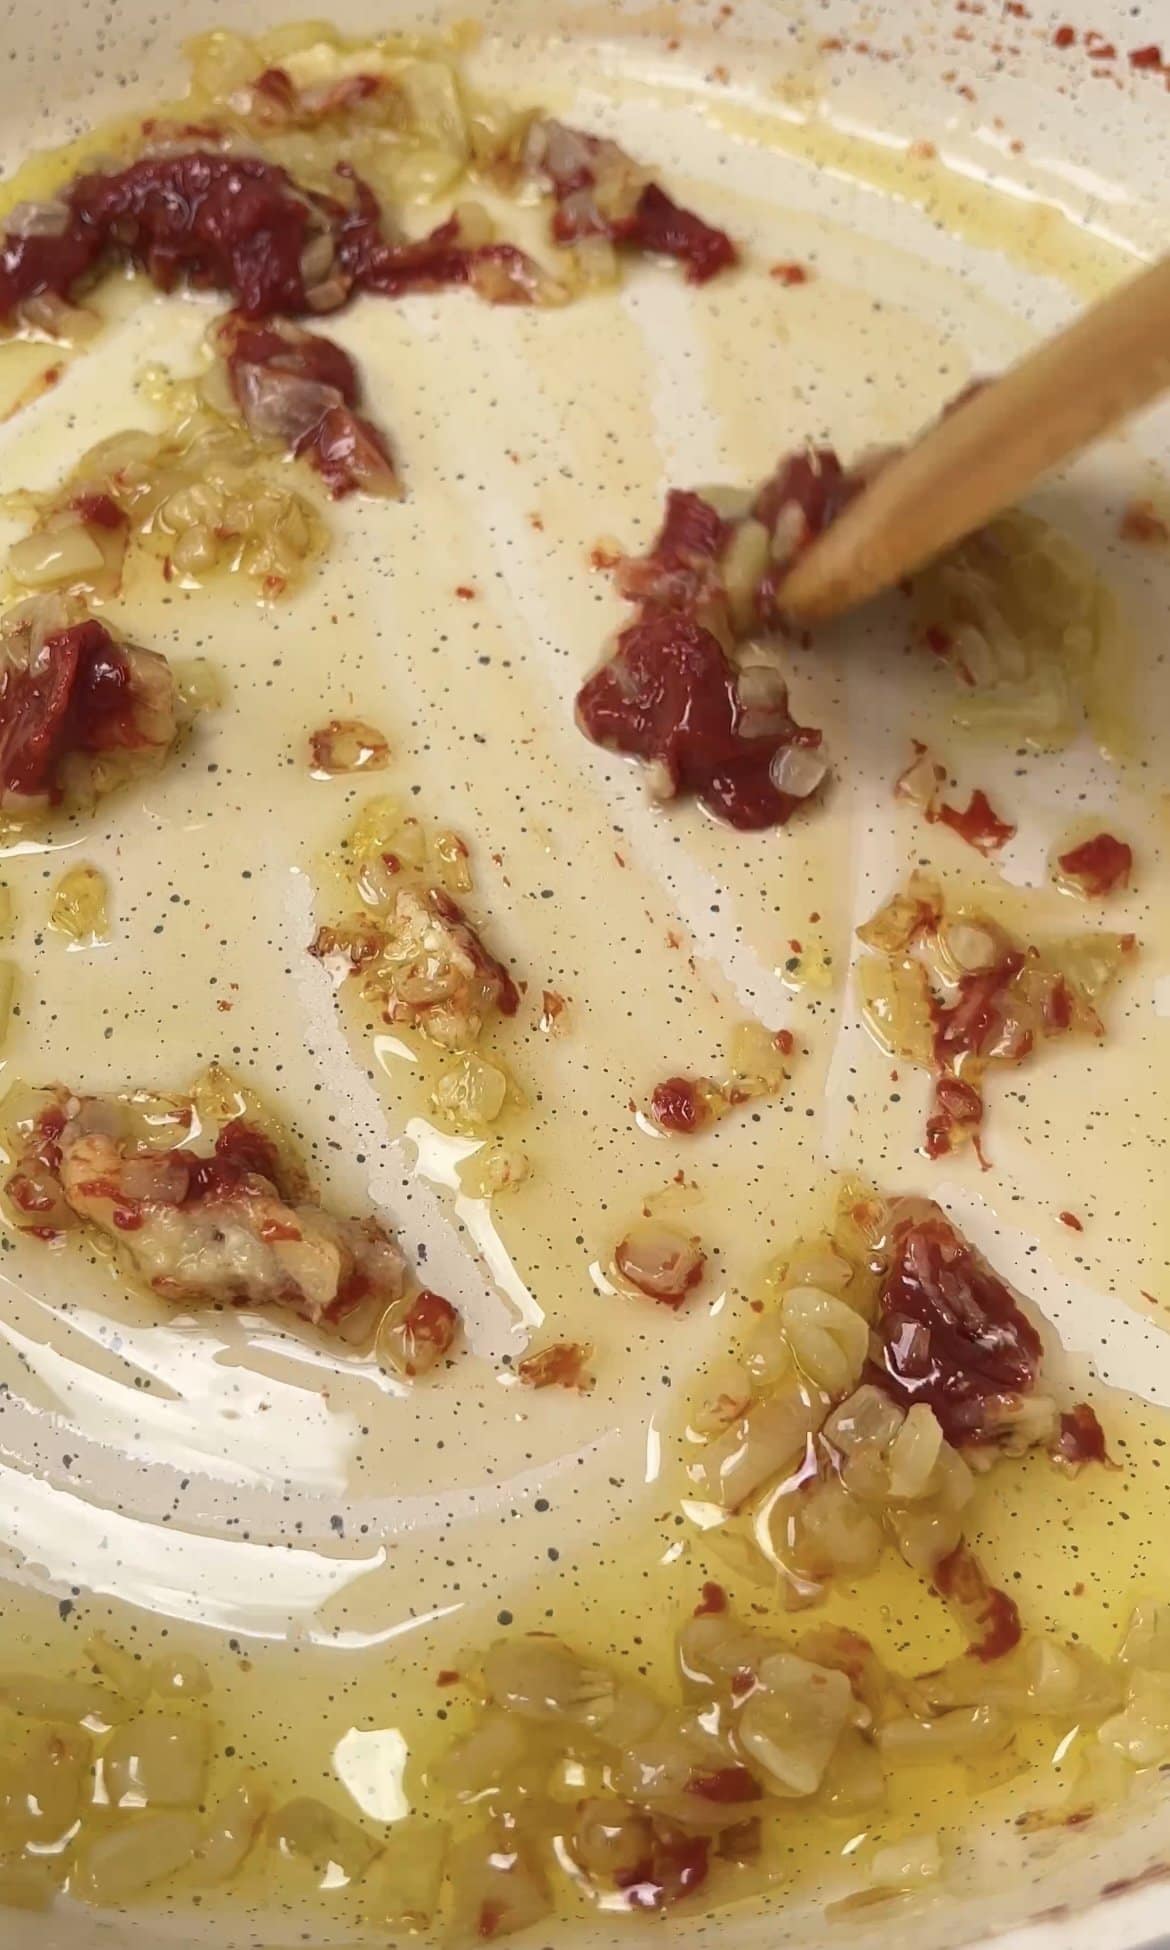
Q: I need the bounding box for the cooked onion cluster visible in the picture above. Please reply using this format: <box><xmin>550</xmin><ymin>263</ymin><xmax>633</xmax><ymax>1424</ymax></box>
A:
<box><xmin>855</xmin><ymin>868</ymin><xmax>1135</xmax><ymax>1158</ymax></box>
<box><xmin>686</xmin><ymin>1186</ymin><xmax>1105</xmax><ymax>1629</ymax></box>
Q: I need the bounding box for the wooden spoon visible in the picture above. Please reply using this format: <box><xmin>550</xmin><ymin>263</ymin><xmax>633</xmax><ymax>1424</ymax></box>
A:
<box><xmin>779</xmin><ymin>253</ymin><xmax>1170</xmax><ymax>623</ymax></box>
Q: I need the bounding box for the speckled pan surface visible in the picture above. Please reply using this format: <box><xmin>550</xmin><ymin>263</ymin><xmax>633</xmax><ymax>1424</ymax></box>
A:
<box><xmin>0</xmin><ymin>0</ymin><xmax>1169</xmax><ymax>1946</ymax></box>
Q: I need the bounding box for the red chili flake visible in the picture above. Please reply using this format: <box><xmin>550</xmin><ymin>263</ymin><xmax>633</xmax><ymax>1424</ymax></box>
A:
<box><xmin>454</xmin><ymin>584</ymin><xmax>477</xmax><ymax>600</ymax></box>
<box><xmin>924</xmin><ymin>623</ymin><xmax>953</xmax><ymax>656</ymax></box>
<box><xmin>1054</xmin><ymin>1402</ymin><xmax>1110</xmax><ymax>1467</ymax></box>
<box><xmin>775</xmin><ymin>1027</ymin><xmax>795</xmax><ymax>1057</ymax></box>
<box><xmin>1120</xmin><ymin>498</ymin><xmax>1170</xmax><ymax>543</ymax></box>
<box><xmin>1129</xmin><ymin>43</ymin><xmax>1165</xmax><ymax>69</ymax></box>
<box><xmin>1085</xmin><ymin>31</ymin><xmax>1116</xmax><ymax>57</ymax></box>
<box><xmin>1056</xmin><ymin>832</ymin><xmax>1132</xmax><ymax>898</ymax></box>
<box><xmin>935</xmin><ymin>787</ymin><xmax>1016</xmax><ymax>855</ymax></box>
<box><xmin>517</xmin><ymin>1341</ymin><xmax>594</xmax><ymax>1391</ymax></box>
<box><xmin>590</xmin><ymin>543</ymin><xmax>620</xmax><ymax>570</ymax></box>
<box><xmin>694</xmin><ymin>1580</ymin><xmax>728</xmax><ymax>1616</ymax></box>
<box><xmin>540</xmin><ymin>988</ymin><xmax>567</xmax><ymax>1030</ymax></box>
<box><xmin>769</xmin><ymin>260</ymin><xmax>811</xmax><ymax>285</ymax></box>
<box><xmin>1059</xmin><ymin>1210</ymin><xmax>1083</xmax><ymax>1231</ymax></box>
<box><xmin>685</xmin><ymin>1766</ymin><xmax>761</xmax><ymax>1804</ymax></box>
<box><xmin>1053</xmin><ymin>20</ymin><xmax>1076</xmax><ymax>43</ymax></box>
<box><xmin>478</xmin><ymin>1901</ymin><xmax>507</xmax><ymax>1940</ymax></box>
<box><xmin>650</xmin><ymin>1076</ymin><xmax>710</xmax><ymax>1134</ymax></box>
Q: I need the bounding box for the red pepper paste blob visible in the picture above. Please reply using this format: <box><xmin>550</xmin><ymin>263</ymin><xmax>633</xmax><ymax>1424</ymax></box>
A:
<box><xmin>69</xmin><ymin>152</ymin><xmax>336</xmax><ymax>317</ymax></box>
<box><xmin>872</xmin><ymin>1208</ymin><xmax>1044</xmax><ymax>1446</ymax></box>
<box><xmin>1056</xmin><ymin>831</ymin><xmax>1133</xmax><ymax>898</ymax></box>
<box><xmin>575</xmin><ymin>613</ymin><xmax>823</xmax><ymax>830</ymax></box>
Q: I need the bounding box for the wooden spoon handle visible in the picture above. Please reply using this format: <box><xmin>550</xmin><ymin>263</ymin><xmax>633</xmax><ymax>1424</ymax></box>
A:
<box><xmin>780</xmin><ymin>253</ymin><xmax>1170</xmax><ymax>622</ymax></box>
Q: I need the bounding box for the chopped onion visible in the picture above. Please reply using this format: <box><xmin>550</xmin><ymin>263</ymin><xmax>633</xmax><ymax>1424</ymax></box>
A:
<box><xmin>73</xmin><ymin>1810</ymin><xmax>201</xmax><ymax>1904</ymax></box>
<box><xmin>8</xmin><ymin>524</ymin><xmax>105</xmax><ymax>590</ymax></box>
<box><xmin>102</xmin><ymin>1711</ymin><xmax>210</xmax><ymax>1809</ymax></box>
<box><xmin>886</xmin><ymin>1405</ymin><xmax>945</xmax><ymax>1501</ymax></box>
<box><xmin>689</xmin><ymin>1383</ymin><xmax>824</xmax><ymax>1510</ymax></box>
<box><xmin>268</xmin><ymin>1796</ymin><xmax>377</xmax><ymax>1884</ymax></box>
<box><xmin>195</xmin><ymin>1770</ymin><xmax>270</xmax><ymax>1882</ymax></box>
<box><xmin>614</xmin><ymin>1220</ymin><xmax>705</xmax><ymax>1307</ymax></box>
<box><xmin>876</xmin><ymin>1704</ymin><xmax>1013</xmax><ymax>1765</ymax></box>
<box><xmin>49</xmin><ymin>864</ymin><xmax>110</xmax><ymax>946</ymax></box>
<box><xmin>780</xmin><ymin>1286</ymin><xmax>869</xmax><ymax>1398</ymax></box>
<box><xmin>1098</xmin><ymin>1669</ymin><xmax>1170</xmax><ymax>1768</ymax></box>
<box><xmin>769</xmin><ymin>741</ymin><xmax>828</xmax><ymax>801</ymax></box>
<box><xmin>736</xmin><ymin>1651</ymin><xmax>855</xmax><ymax>1797</ymax></box>
<box><xmin>483</xmin><ymin>1638</ymin><xmax>616</xmax><ymax>1730</ymax></box>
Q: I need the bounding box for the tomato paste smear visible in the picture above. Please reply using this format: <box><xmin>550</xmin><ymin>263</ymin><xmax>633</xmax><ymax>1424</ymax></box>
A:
<box><xmin>576</xmin><ymin>613</ymin><xmax>823</xmax><ymax>830</ymax></box>
<box><xmin>872</xmin><ymin>1208</ymin><xmax>1044</xmax><ymax>1448</ymax></box>
<box><xmin>0</xmin><ymin>618</ymin><xmax>150</xmax><ymax>801</ymax></box>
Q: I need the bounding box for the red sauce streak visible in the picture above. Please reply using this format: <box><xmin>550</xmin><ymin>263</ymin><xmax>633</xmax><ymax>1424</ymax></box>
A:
<box><xmin>694</xmin><ymin>1580</ymin><xmax>728</xmax><ymax>1616</ymax></box>
<box><xmin>1056</xmin><ymin>831</ymin><xmax>1132</xmax><ymax>898</ymax></box>
<box><xmin>0</xmin><ymin>618</ymin><xmax>145</xmax><ymax>800</ymax></box>
<box><xmin>1056</xmin><ymin>1402</ymin><xmax>1109</xmax><ymax>1466</ymax></box>
<box><xmin>650</xmin><ymin>1076</ymin><xmax>709</xmax><ymax>1134</ymax></box>
<box><xmin>575</xmin><ymin>613</ymin><xmax>821</xmax><ymax>830</ymax></box>
<box><xmin>933</xmin><ymin>1543</ymin><xmax>1022</xmax><ymax>1660</ymax></box>
<box><xmin>934</xmin><ymin>787</ymin><xmax>1016</xmax><ymax>855</ymax></box>
<box><xmin>685</xmin><ymin>1766</ymin><xmax>761</xmax><ymax>1804</ymax></box>
<box><xmin>516</xmin><ymin>1341</ymin><xmax>593</xmax><ymax>1390</ymax></box>
<box><xmin>873</xmin><ymin>1210</ymin><xmax>1043</xmax><ymax>1446</ymax></box>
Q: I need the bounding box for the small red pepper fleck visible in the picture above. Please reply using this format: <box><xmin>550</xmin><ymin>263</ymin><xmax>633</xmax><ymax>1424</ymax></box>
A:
<box><xmin>694</xmin><ymin>1580</ymin><xmax>728</xmax><ymax>1616</ymax></box>
<box><xmin>1059</xmin><ymin>1211</ymin><xmax>1083</xmax><ymax>1231</ymax></box>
